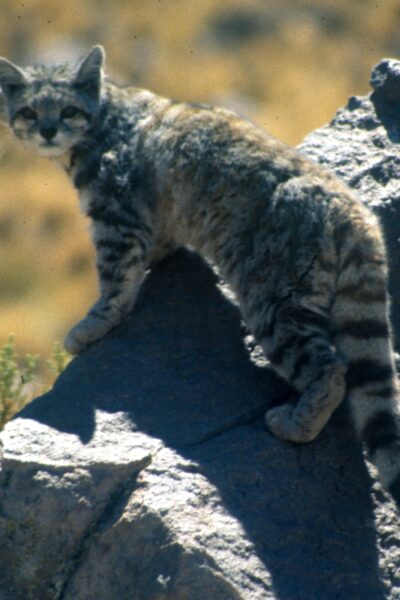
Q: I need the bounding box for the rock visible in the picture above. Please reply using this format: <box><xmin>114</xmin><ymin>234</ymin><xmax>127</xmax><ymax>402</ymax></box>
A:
<box><xmin>2</xmin><ymin>63</ymin><xmax>400</xmax><ymax>599</ymax></box>
<box><xmin>299</xmin><ymin>58</ymin><xmax>400</xmax><ymax>347</ymax></box>
<box><xmin>370</xmin><ymin>59</ymin><xmax>400</xmax><ymax>104</ymax></box>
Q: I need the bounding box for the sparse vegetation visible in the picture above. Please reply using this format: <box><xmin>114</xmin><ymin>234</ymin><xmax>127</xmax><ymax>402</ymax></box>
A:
<box><xmin>46</xmin><ymin>340</ymin><xmax>71</xmax><ymax>377</ymax></box>
<box><xmin>0</xmin><ymin>337</ymin><xmax>70</xmax><ymax>429</ymax></box>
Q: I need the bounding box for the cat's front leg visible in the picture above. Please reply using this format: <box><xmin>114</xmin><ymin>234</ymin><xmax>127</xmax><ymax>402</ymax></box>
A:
<box><xmin>65</xmin><ymin>214</ymin><xmax>152</xmax><ymax>354</ymax></box>
<box><xmin>64</xmin><ymin>264</ymin><xmax>145</xmax><ymax>354</ymax></box>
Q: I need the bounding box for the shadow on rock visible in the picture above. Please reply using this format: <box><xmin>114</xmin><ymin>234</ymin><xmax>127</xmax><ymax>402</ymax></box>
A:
<box><xmin>17</xmin><ymin>250</ymin><xmax>390</xmax><ymax>600</ymax></box>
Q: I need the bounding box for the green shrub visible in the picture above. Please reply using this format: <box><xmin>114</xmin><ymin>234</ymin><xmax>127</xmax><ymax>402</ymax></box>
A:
<box><xmin>0</xmin><ymin>336</ymin><xmax>70</xmax><ymax>429</ymax></box>
<box><xmin>46</xmin><ymin>341</ymin><xmax>71</xmax><ymax>377</ymax></box>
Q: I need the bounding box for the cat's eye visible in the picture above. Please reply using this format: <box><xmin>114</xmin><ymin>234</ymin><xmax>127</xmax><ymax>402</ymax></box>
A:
<box><xmin>19</xmin><ymin>107</ymin><xmax>37</xmax><ymax>120</ymax></box>
<box><xmin>60</xmin><ymin>106</ymin><xmax>80</xmax><ymax>119</ymax></box>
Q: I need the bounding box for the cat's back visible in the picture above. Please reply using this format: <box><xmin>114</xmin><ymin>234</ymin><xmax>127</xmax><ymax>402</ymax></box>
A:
<box><xmin>102</xmin><ymin>81</ymin><xmax>342</xmax><ymax>202</ymax></box>
<box><xmin>100</xmin><ymin>82</ymin><xmax>369</xmax><ymax>259</ymax></box>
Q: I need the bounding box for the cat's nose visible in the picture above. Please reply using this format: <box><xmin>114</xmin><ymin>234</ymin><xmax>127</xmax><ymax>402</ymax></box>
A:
<box><xmin>39</xmin><ymin>125</ymin><xmax>57</xmax><ymax>141</ymax></box>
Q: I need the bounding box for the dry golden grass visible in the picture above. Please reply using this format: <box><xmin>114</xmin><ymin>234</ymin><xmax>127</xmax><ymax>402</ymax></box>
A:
<box><xmin>0</xmin><ymin>0</ymin><xmax>398</xmax><ymax>368</ymax></box>
<box><xmin>0</xmin><ymin>137</ymin><xmax>96</xmax><ymax>358</ymax></box>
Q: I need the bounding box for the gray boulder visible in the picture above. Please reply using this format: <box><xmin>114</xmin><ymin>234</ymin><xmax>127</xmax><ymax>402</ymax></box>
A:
<box><xmin>1</xmin><ymin>60</ymin><xmax>400</xmax><ymax>600</ymax></box>
<box><xmin>299</xmin><ymin>58</ymin><xmax>400</xmax><ymax>347</ymax></box>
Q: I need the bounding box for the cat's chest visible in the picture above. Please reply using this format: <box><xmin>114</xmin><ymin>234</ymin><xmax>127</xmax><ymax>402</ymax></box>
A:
<box><xmin>78</xmin><ymin>188</ymin><xmax>93</xmax><ymax>215</ymax></box>
<box><xmin>66</xmin><ymin>160</ymin><xmax>94</xmax><ymax>215</ymax></box>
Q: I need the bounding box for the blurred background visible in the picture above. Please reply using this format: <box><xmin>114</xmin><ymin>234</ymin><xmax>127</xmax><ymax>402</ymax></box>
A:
<box><xmin>0</xmin><ymin>0</ymin><xmax>400</xmax><ymax>369</ymax></box>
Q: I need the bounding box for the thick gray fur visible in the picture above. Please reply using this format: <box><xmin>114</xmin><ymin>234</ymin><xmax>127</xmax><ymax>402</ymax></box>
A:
<box><xmin>0</xmin><ymin>46</ymin><xmax>399</xmax><ymax>507</ymax></box>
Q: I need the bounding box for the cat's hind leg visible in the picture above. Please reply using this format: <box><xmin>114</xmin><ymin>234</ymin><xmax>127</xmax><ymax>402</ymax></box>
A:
<box><xmin>262</xmin><ymin>301</ymin><xmax>347</xmax><ymax>443</ymax></box>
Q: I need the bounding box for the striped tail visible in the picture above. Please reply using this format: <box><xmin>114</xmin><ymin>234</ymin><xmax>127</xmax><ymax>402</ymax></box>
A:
<box><xmin>332</xmin><ymin>217</ymin><xmax>400</xmax><ymax>508</ymax></box>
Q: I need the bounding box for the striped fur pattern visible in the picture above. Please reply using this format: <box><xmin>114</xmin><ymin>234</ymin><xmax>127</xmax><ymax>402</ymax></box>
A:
<box><xmin>1</xmin><ymin>46</ymin><xmax>399</xmax><ymax>507</ymax></box>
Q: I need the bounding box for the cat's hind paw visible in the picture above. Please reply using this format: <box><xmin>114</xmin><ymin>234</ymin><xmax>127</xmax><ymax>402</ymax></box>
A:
<box><xmin>265</xmin><ymin>404</ymin><xmax>317</xmax><ymax>444</ymax></box>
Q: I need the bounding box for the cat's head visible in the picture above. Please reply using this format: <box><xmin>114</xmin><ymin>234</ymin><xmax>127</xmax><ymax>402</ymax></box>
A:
<box><xmin>0</xmin><ymin>45</ymin><xmax>105</xmax><ymax>158</ymax></box>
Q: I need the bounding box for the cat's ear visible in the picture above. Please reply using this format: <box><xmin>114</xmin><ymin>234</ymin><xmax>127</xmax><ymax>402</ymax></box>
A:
<box><xmin>73</xmin><ymin>45</ymin><xmax>105</xmax><ymax>98</ymax></box>
<box><xmin>0</xmin><ymin>58</ymin><xmax>28</xmax><ymax>99</ymax></box>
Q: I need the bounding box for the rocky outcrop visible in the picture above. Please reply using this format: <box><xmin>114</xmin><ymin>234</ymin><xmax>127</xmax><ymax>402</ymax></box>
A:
<box><xmin>299</xmin><ymin>58</ymin><xmax>400</xmax><ymax>347</ymax></box>
<box><xmin>1</xmin><ymin>61</ymin><xmax>400</xmax><ymax>600</ymax></box>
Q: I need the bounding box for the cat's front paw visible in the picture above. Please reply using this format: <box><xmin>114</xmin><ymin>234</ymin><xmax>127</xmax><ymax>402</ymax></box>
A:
<box><xmin>64</xmin><ymin>327</ymin><xmax>87</xmax><ymax>355</ymax></box>
<box><xmin>265</xmin><ymin>404</ymin><xmax>315</xmax><ymax>443</ymax></box>
<box><xmin>64</xmin><ymin>315</ymin><xmax>114</xmax><ymax>354</ymax></box>
<box><xmin>64</xmin><ymin>322</ymin><xmax>92</xmax><ymax>355</ymax></box>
